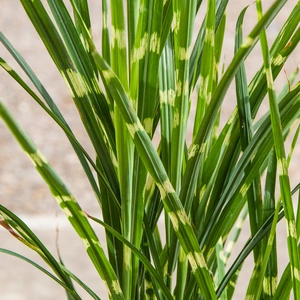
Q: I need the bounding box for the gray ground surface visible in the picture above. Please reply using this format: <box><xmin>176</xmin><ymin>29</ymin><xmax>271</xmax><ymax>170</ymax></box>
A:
<box><xmin>0</xmin><ymin>0</ymin><xmax>299</xmax><ymax>299</ymax></box>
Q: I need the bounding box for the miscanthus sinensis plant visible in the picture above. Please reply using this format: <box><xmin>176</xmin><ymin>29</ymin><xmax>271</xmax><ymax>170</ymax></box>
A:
<box><xmin>1</xmin><ymin>0</ymin><xmax>300</xmax><ymax>299</ymax></box>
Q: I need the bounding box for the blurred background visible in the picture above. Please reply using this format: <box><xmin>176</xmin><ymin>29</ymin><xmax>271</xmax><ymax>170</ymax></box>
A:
<box><xmin>0</xmin><ymin>0</ymin><xmax>299</xmax><ymax>299</ymax></box>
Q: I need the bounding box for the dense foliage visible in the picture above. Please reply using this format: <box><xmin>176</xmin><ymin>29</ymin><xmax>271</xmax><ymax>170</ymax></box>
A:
<box><xmin>1</xmin><ymin>0</ymin><xmax>300</xmax><ymax>299</ymax></box>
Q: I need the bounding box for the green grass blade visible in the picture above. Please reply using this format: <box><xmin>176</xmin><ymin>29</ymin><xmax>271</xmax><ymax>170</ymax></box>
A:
<box><xmin>235</xmin><ymin>5</ymin><xmax>262</xmax><ymax>263</ymax></box>
<box><xmin>46</xmin><ymin>0</ymin><xmax>124</xmax><ymax>280</ymax></box>
<box><xmin>0</xmin><ymin>101</ymin><xmax>124</xmax><ymax>299</ymax></box>
<box><xmin>189</xmin><ymin>0</ymin><xmax>229</xmax><ymax>89</ymax></box>
<box><xmin>0</xmin><ymin>56</ymin><xmax>121</xmax><ymax>213</ymax></box>
<box><xmin>246</xmin><ymin>199</ymin><xmax>281</xmax><ymax>300</ymax></box>
<box><xmin>86</xmin><ymin>213</ymin><xmax>173</xmax><ymax>300</ymax></box>
<box><xmin>171</xmin><ymin>1</ymin><xmax>197</xmax><ymax>190</ymax></box>
<box><xmin>127</xmin><ymin>0</ymin><xmax>139</xmax><ymax>57</ymax></box>
<box><xmin>273</xmin><ymin>261</ymin><xmax>293</xmax><ymax>299</ymax></box>
<box><xmin>19</xmin><ymin>0</ymin><xmax>120</xmax><ymax>205</ymax></box>
<box><xmin>49</xmin><ymin>0</ymin><xmax>116</xmax><ymax>150</ymax></box>
<box><xmin>200</xmin><ymin>7</ymin><xmax>300</xmax><ymax>246</ymax></box>
<box><xmin>214</xmin><ymin>7</ymin><xmax>226</xmax><ymax>69</ymax></box>
<box><xmin>101</xmin><ymin>0</ymin><xmax>111</xmax><ymax>65</ymax></box>
<box><xmin>223</xmin><ymin>206</ymin><xmax>248</xmax><ymax>299</ymax></box>
<box><xmin>263</xmin><ymin>118</ymin><xmax>300</xmax><ymax>299</ymax></box>
<box><xmin>174</xmin><ymin>247</ymin><xmax>188</xmax><ymax>300</ymax></box>
<box><xmin>160</xmin><ymin>0</ymin><xmax>173</xmax><ymax>57</ymax></box>
<box><xmin>158</xmin><ymin>36</ymin><xmax>176</xmax><ymax>287</ymax></box>
<box><xmin>109</xmin><ymin>0</ymin><xmax>135</xmax><ymax>297</ymax></box>
<box><xmin>166</xmin><ymin>1</ymin><xmax>199</xmax><ymax>282</ymax></box>
<box><xmin>203</xmin><ymin>83</ymin><xmax>300</xmax><ymax>255</ymax></box>
<box><xmin>193</xmin><ymin>0</ymin><xmax>216</xmax><ymax>137</ymax></box>
<box><xmin>216</xmin><ymin>182</ymin><xmax>300</xmax><ymax>298</ymax></box>
<box><xmin>261</xmin><ymin>150</ymin><xmax>278</xmax><ymax>299</ymax></box>
<box><xmin>249</xmin><ymin>28</ymin><xmax>300</xmax><ymax>118</ymax></box>
<box><xmin>89</xmin><ymin>46</ymin><xmax>216</xmax><ymax>299</ymax></box>
<box><xmin>136</xmin><ymin>0</ymin><xmax>163</xmax><ymax>131</ymax></box>
<box><xmin>0</xmin><ymin>33</ymin><xmax>102</xmax><ymax>205</ymax></box>
<box><xmin>72</xmin><ymin>0</ymin><xmax>91</xmax><ymax>31</ymax></box>
<box><xmin>215</xmin><ymin>238</ymin><xmax>226</xmax><ymax>300</ymax></box>
<box><xmin>269</xmin><ymin>1</ymin><xmax>300</xmax><ymax>56</ymax></box>
<box><xmin>245</xmin><ymin>2</ymin><xmax>300</xmax><ymax>117</ymax></box>
<box><xmin>143</xmin><ymin>214</ymin><xmax>164</xmax><ymax>277</ymax></box>
<box><xmin>130</xmin><ymin>1</ymin><xmax>165</xmax><ymax>295</ymax></box>
<box><xmin>180</xmin><ymin>0</ymin><xmax>286</xmax><ymax>233</ymax></box>
<box><xmin>256</xmin><ymin>1</ymin><xmax>300</xmax><ymax>298</ymax></box>
<box><xmin>174</xmin><ymin>0</ymin><xmax>216</xmax><ymax>296</ymax></box>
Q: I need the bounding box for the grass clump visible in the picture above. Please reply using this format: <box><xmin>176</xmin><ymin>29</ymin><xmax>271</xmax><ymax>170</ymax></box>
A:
<box><xmin>0</xmin><ymin>0</ymin><xmax>300</xmax><ymax>299</ymax></box>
